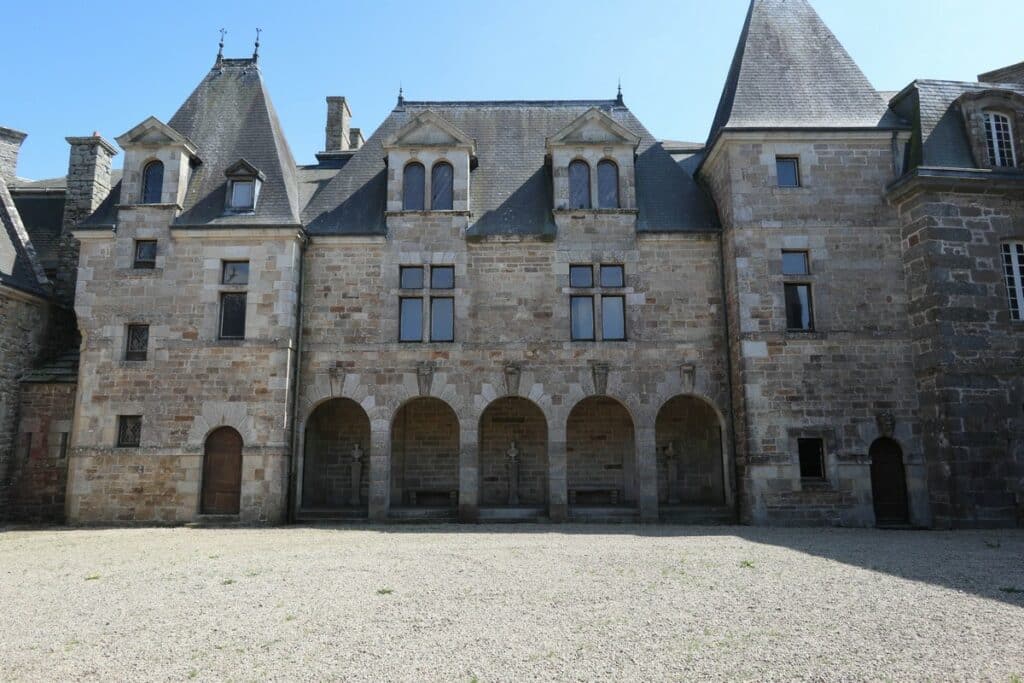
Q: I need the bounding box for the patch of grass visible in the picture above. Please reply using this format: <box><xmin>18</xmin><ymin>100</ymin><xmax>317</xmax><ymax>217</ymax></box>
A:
<box><xmin>244</xmin><ymin>570</ymin><xmax>259</xmax><ymax>577</ymax></box>
<box><xmin>221</xmin><ymin>578</ymin><xmax>236</xmax><ymax>586</ymax></box>
<box><xmin>208</xmin><ymin>554</ymin><xmax>220</xmax><ymax>559</ymax></box>
<box><xmin>999</xmin><ymin>586</ymin><xmax>1023</xmax><ymax>595</ymax></box>
<box><xmin>376</xmin><ymin>587</ymin><xmax>394</xmax><ymax>595</ymax></box>
<box><xmin>84</xmin><ymin>573</ymin><xmax>100</xmax><ymax>581</ymax></box>
<box><xmin>187</xmin><ymin>669</ymin><xmax>198</xmax><ymax>679</ymax></box>
<box><xmin>285</xmin><ymin>614</ymin><xmax>297</xmax><ymax>622</ymax></box>
<box><xmin>1009</xmin><ymin>674</ymin><xmax>1021</xmax><ymax>683</ymax></box>
<box><xmin>739</xmin><ymin>560</ymin><xmax>755</xmax><ymax>569</ymax></box>
<box><xmin>64</xmin><ymin>639</ymin><xmax>80</xmax><ymax>651</ymax></box>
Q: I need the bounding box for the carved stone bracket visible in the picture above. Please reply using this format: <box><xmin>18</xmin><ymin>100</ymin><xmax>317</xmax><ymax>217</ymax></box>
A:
<box><xmin>503</xmin><ymin>362</ymin><xmax>522</xmax><ymax>396</ymax></box>
<box><xmin>328</xmin><ymin>364</ymin><xmax>345</xmax><ymax>396</ymax></box>
<box><xmin>680</xmin><ymin>363</ymin><xmax>696</xmax><ymax>393</ymax></box>
<box><xmin>590</xmin><ymin>361</ymin><xmax>610</xmax><ymax>396</ymax></box>
<box><xmin>416</xmin><ymin>361</ymin><xmax>436</xmax><ymax>397</ymax></box>
<box><xmin>875</xmin><ymin>410</ymin><xmax>895</xmax><ymax>438</ymax></box>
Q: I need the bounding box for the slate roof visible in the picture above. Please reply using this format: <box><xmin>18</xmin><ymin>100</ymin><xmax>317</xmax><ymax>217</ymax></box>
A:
<box><xmin>303</xmin><ymin>100</ymin><xmax>719</xmax><ymax>235</ymax></box>
<box><xmin>9</xmin><ymin>192</ymin><xmax>63</xmax><ymax>269</ymax></box>
<box><xmin>0</xmin><ymin>181</ymin><xmax>50</xmax><ymax>298</ymax></box>
<box><xmin>20</xmin><ymin>349</ymin><xmax>79</xmax><ymax>383</ymax></box>
<box><xmin>707</xmin><ymin>0</ymin><xmax>904</xmax><ymax>145</ymax></box>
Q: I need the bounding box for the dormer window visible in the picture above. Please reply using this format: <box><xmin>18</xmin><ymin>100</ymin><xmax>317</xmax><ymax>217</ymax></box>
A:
<box><xmin>984</xmin><ymin>111</ymin><xmax>1016</xmax><ymax>167</ymax></box>
<box><xmin>142</xmin><ymin>160</ymin><xmax>163</xmax><ymax>204</ymax></box>
<box><xmin>403</xmin><ymin>162</ymin><xmax>425</xmax><ymax>210</ymax></box>
<box><xmin>431</xmin><ymin>162</ymin><xmax>454</xmax><ymax>211</ymax></box>
<box><xmin>569</xmin><ymin>160</ymin><xmax>591</xmax><ymax>209</ymax></box>
<box><xmin>223</xmin><ymin>159</ymin><xmax>264</xmax><ymax>214</ymax></box>
<box><xmin>597</xmin><ymin>160</ymin><xmax>619</xmax><ymax>209</ymax></box>
<box><xmin>229</xmin><ymin>180</ymin><xmax>255</xmax><ymax>210</ymax></box>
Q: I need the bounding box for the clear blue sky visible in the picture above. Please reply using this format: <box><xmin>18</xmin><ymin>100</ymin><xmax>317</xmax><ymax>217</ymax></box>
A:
<box><xmin>3</xmin><ymin>0</ymin><xmax>1023</xmax><ymax>179</ymax></box>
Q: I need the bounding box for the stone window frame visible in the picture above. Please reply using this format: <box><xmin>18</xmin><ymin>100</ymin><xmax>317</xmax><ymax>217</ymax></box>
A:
<box><xmin>787</xmin><ymin>427</ymin><xmax>838</xmax><ymax>490</ymax></box>
<box><xmin>568</xmin><ymin>262</ymin><xmax>628</xmax><ymax>342</ymax></box>
<box><xmin>116</xmin><ymin>415</ymin><xmax>142</xmax><ymax>448</ymax></box>
<box><xmin>397</xmin><ymin>263</ymin><xmax>457</xmax><ymax>343</ymax></box>
<box><xmin>775</xmin><ymin>155</ymin><xmax>801</xmax><ymax>188</ymax></box>
<box><xmin>217</xmin><ymin>259</ymin><xmax>250</xmax><ymax>341</ymax></box>
<box><xmin>124</xmin><ymin>323</ymin><xmax>150</xmax><ymax>362</ymax></box>
<box><xmin>141</xmin><ymin>159</ymin><xmax>164</xmax><ymax>204</ymax></box>
<box><xmin>956</xmin><ymin>89</ymin><xmax>1024</xmax><ymax>172</ymax></box>
<box><xmin>1001</xmin><ymin>240</ymin><xmax>1024</xmax><ymax>322</ymax></box>
<box><xmin>780</xmin><ymin>249</ymin><xmax>815</xmax><ymax>332</ymax></box>
<box><xmin>132</xmin><ymin>239</ymin><xmax>158</xmax><ymax>269</ymax></box>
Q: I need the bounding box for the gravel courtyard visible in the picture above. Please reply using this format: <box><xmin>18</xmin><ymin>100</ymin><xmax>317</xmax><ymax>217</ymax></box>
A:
<box><xmin>0</xmin><ymin>525</ymin><xmax>1022</xmax><ymax>681</ymax></box>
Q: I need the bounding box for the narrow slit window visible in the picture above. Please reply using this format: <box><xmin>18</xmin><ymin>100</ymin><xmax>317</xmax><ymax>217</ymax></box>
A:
<box><xmin>1002</xmin><ymin>241</ymin><xmax>1024</xmax><ymax>321</ymax></box>
<box><xmin>776</xmin><ymin>157</ymin><xmax>800</xmax><ymax>188</ymax></box>
<box><xmin>570</xmin><ymin>295</ymin><xmax>595</xmax><ymax>341</ymax></box>
<box><xmin>784</xmin><ymin>283</ymin><xmax>814</xmax><ymax>331</ymax></box>
<box><xmin>430</xmin><ymin>297</ymin><xmax>454</xmax><ymax>342</ymax></box>
<box><xmin>399</xmin><ymin>297</ymin><xmax>424</xmax><ymax>342</ymax></box>
<box><xmin>431</xmin><ymin>162</ymin><xmax>454</xmax><ymax>210</ymax></box>
<box><xmin>403</xmin><ymin>162</ymin><xmax>425</xmax><ymax>211</ymax></box>
<box><xmin>798</xmin><ymin>438</ymin><xmax>825</xmax><ymax>479</ymax></box>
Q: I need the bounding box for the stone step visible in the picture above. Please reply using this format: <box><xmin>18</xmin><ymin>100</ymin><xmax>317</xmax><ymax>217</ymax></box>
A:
<box><xmin>186</xmin><ymin>514</ymin><xmax>242</xmax><ymax>528</ymax></box>
<box><xmin>477</xmin><ymin>507</ymin><xmax>547</xmax><ymax>522</ymax></box>
<box><xmin>388</xmin><ymin>507</ymin><xmax>458</xmax><ymax>522</ymax></box>
<box><xmin>295</xmin><ymin>508</ymin><xmax>369</xmax><ymax>523</ymax></box>
<box><xmin>568</xmin><ymin>506</ymin><xmax>641</xmax><ymax>523</ymax></box>
<box><xmin>659</xmin><ymin>505</ymin><xmax>737</xmax><ymax>525</ymax></box>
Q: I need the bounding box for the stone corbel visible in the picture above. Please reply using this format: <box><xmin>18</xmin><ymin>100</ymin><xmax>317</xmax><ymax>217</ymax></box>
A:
<box><xmin>416</xmin><ymin>361</ymin><xmax>436</xmax><ymax>397</ymax></box>
<box><xmin>328</xmin><ymin>364</ymin><xmax>345</xmax><ymax>397</ymax></box>
<box><xmin>590</xmin><ymin>361</ymin><xmax>610</xmax><ymax>396</ymax></box>
<box><xmin>680</xmin><ymin>363</ymin><xmax>696</xmax><ymax>394</ymax></box>
<box><xmin>503</xmin><ymin>362</ymin><xmax>522</xmax><ymax>396</ymax></box>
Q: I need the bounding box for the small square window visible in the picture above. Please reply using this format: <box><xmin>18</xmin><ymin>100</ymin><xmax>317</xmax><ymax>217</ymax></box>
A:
<box><xmin>117</xmin><ymin>415</ymin><xmax>142</xmax><ymax>447</ymax></box>
<box><xmin>399</xmin><ymin>297</ymin><xmax>423</xmax><ymax>342</ymax></box>
<box><xmin>222</xmin><ymin>261</ymin><xmax>249</xmax><ymax>286</ymax></box>
<box><xmin>219</xmin><ymin>292</ymin><xmax>247</xmax><ymax>339</ymax></box>
<box><xmin>570</xmin><ymin>295</ymin><xmax>595</xmax><ymax>341</ymax></box>
<box><xmin>125</xmin><ymin>324</ymin><xmax>149</xmax><ymax>361</ymax></box>
<box><xmin>430</xmin><ymin>265</ymin><xmax>455</xmax><ymax>290</ymax></box>
<box><xmin>600</xmin><ymin>265</ymin><xmax>624</xmax><ymax>288</ymax></box>
<box><xmin>784</xmin><ymin>283</ymin><xmax>814</xmax><ymax>331</ymax></box>
<box><xmin>569</xmin><ymin>265</ymin><xmax>593</xmax><ymax>288</ymax></box>
<box><xmin>400</xmin><ymin>266</ymin><xmax>424</xmax><ymax>290</ymax></box>
<box><xmin>430</xmin><ymin>297</ymin><xmax>454</xmax><ymax>342</ymax></box>
<box><xmin>229</xmin><ymin>180</ymin><xmax>255</xmax><ymax>210</ymax></box>
<box><xmin>798</xmin><ymin>438</ymin><xmax>825</xmax><ymax>479</ymax></box>
<box><xmin>133</xmin><ymin>240</ymin><xmax>157</xmax><ymax>269</ymax></box>
<box><xmin>776</xmin><ymin>157</ymin><xmax>801</xmax><ymax>188</ymax></box>
<box><xmin>601</xmin><ymin>295</ymin><xmax>626</xmax><ymax>340</ymax></box>
<box><xmin>781</xmin><ymin>251</ymin><xmax>809</xmax><ymax>276</ymax></box>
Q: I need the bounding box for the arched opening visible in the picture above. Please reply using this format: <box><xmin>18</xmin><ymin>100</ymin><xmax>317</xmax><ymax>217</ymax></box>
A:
<box><xmin>302</xmin><ymin>398</ymin><xmax>371</xmax><ymax>511</ymax></box>
<box><xmin>201</xmin><ymin>427</ymin><xmax>242</xmax><ymax>515</ymax></box>
<box><xmin>596</xmin><ymin>159</ymin><xmax>619</xmax><ymax>208</ymax></box>
<box><xmin>391</xmin><ymin>397</ymin><xmax>459</xmax><ymax>508</ymax></box>
<box><xmin>568</xmin><ymin>159</ymin><xmax>591</xmax><ymax>209</ymax></box>
<box><xmin>478</xmin><ymin>397</ymin><xmax>548</xmax><ymax>507</ymax></box>
<box><xmin>655</xmin><ymin>396</ymin><xmax>725</xmax><ymax>506</ymax></box>
<box><xmin>431</xmin><ymin>161</ymin><xmax>454</xmax><ymax>210</ymax></box>
<box><xmin>566</xmin><ymin>396</ymin><xmax>635</xmax><ymax>507</ymax></box>
<box><xmin>870</xmin><ymin>437</ymin><xmax>909</xmax><ymax>525</ymax></box>
<box><xmin>141</xmin><ymin>160</ymin><xmax>164</xmax><ymax>204</ymax></box>
<box><xmin>403</xmin><ymin>162</ymin><xmax>425</xmax><ymax>210</ymax></box>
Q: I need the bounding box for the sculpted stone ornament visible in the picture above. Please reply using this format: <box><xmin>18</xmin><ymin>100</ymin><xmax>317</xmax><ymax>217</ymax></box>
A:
<box><xmin>665</xmin><ymin>442</ymin><xmax>680</xmax><ymax>505</ymax></box>
<box><xmin>876</xmin><ymin>411</ymin><xmax>895</xmax><ymax>438</ymax></box>
<box><xmin>680</xmin><ymin>363</ymin><xmax>696</xmax><ymax>394</ymax></box>
<box><xmin>416</xmin><ymin>361</ymin><xmax>436</xmax><ymax>397</ymax></box>
<box><xmin>506</xmin><ymin>440</ymin><xmax>520</xmax><ymax>506</ymax></box>
<box><xmin>349</xmin><ymin>443</ymin><xmax>363</xmax><ymax>506</ymax></box>
<box><xmin>503</xmin><ymin>362</ymin><xmax>522</xmax><ymax>396</ymax></box>
<box><xmin>590</xmin><ymin>361</ymin><xmax>610</xmax><ymax>396</ymax></box>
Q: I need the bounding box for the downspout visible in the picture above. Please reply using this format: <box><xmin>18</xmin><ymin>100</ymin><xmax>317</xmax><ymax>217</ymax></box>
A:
<box><xmin>716</xmin><ymin>227</ymin><xmax>743</xmax><ymax>523</ymax></box>
<box><xmin>286</xmin><ymin>230</ymin><xmax>307</xmax><ymax>524</ymax></box>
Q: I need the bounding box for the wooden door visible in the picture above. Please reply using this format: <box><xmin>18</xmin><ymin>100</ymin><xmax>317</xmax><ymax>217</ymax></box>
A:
<box><xmin>202</xmin><ymin>427</ymin><xmax>242</xmax><ymax>515</ymax></box>
<box><xmin>870</xmin><ymin>438</ymin><xmax>909</xmax><ymax>525</ymax></box>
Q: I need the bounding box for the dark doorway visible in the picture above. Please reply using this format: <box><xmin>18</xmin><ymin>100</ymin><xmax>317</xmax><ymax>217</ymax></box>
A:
<box><xmin>201</xmin><ymin>427</ymin><xmax>243</xmax><ymax>514</ymax></box>
<box><xmin>870</xmin><ymin>437</ymin><xmax>909</xmax><ymax>525</ymax></box>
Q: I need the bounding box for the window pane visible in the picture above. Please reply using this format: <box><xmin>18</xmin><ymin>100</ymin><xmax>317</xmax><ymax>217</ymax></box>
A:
<box><xmin>600</xmin><ymin>264</ymin><xmax>624</xmax><ymax>288</ymax></box>
<box><xmin>570</xmin><ymin>295</ymin><xmax>594</xmax><ymax>340</ymax></box>
<box><xmin>134</xmin><ymin>240</ymin><xmax>157</xmax><ymax>268</ymax></box>
<box><xmin>597</xmin><ymin>160</ymin><xmax>619</xmax><ymax>209</ymax></box>
<box><xmin>569</xmin><ymin>265</ymin><xmax>593</xmax><ymax>288</ymax></box>
<box><xmin>126</xmin><ymin>324</ymin><xmax>149</xmax><ymax>361</ymax></box>
<box><xmin>231</xmin><ymin>181</ymin><xmax>254</xmax><ymax>208</ymax></box>
<box><xmin>403</xmin><ymin>163</ymin><xmax>425</xmax><ymax>210</ymax></box>
<box><xmin>117</xmin><ymin>415</ymin><xmax>142</xmax><ymax>447</ymax></box>
<box><xmin>142</xmin><ymin>161</ymin><xmax>163</xmax><ymax>204</ymax></box>
<box><xmin>776</xmin><ymin>158</ymin><xmax>800</xmax><ymax>187</ymax></box>
<box><xmin>601</xmin><ymin>296</ymin><xmax>626</xmax><ymax>340</ymax></box>
<box><xmin>985</xmin><ymin>112</ymin><xmax>1016</xmax><ymax>167</ymax></box>
<box><xmin>1003</xmin><ymin>241</ymin><xmax>1024</xmax><ymax>321</ymax></box>
<box><xmin>430</xmin><ymin>265</ymin><xmax>454</xmax><ymax>289</ymax></box>
<box><xmin>399</xmin><ymin>298</ymin><xmax>423</xmax><ymax>342</ymax></box>
<box><xmin>798</xmin><ymin>438</ymin><xmax>825</xmax><ymax>479</ymax></box>
<box><xmin>781</xmin><ymin>251</ymin><xmax>809</xmax><ymax>275</ymax></box>
<box><xmin>568</xmin><ymin>160</ymin><xmax>591</xmax><ymax>209</ymax></box>
<box><xmin>430</xmin><ymin>297</ymin><xmax>454</xmax><ymax>342</ymax></box>
<box><xmin>400</xmin><ymin>266</ymin><xmax>424</xmax><ymax>289</ymax></box>
<box><xmin>220</xmin><ymin>292</ymin><xmax>247</xmax><ymax>339</ymax></box>
<box><xmin>784</xmin><ymin>283</ymin><xmax>813</xmax><ymax>330</ymax></box>
<box><xmin>431</xmin><ymin>162</ymin><xmax>454</xmax><ymax>210</ymax></box>
<box><xmin>222</xmin><ymin>261</ymin><xmax>249</xmax><ymax>285</ymax></box>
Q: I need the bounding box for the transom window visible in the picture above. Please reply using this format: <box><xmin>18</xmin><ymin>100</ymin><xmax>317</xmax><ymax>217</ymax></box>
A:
<box><xmin>403</xmin><ymin>162</ymin><xmax>426</xmax><ymax>211</ymax></box>
<box><xmin>984</xmin><ymin>111</ymin><xmax>1016</xmax><ymax>168</ymax></box>
<box><xmin>125</xmin><ymin>324</ymin><xmax>149</xmax><ymax>361</ymax></box>
<box><xmin>776</xmin><ymin>156</ymin><xmax>801</xmax><ymax>188</ymax></box>
<box><xmin>781</xmin><ymin>251</ymin><xmax>809</xmax><ymax>276</ymax></box>
<box><xmin>219</xmin><ymin>260</ymin><xmax>249</xmax><ymax>340</ymax></box>
<box><xmin>569</xmin><ymin>263</ymin><xmax>626</xmax><ymax>341</ymax></box>
<box><xmin>141</xmin><ymin>160</ymin><xmax>163</xmax><ymax>204</ymax></box>
<box><xmin>222</xmin><ymin>261</ymin><xmax>250</xmax><ymax>286</ymax></box>
<box><xmin>1001</xmin><ymin>241</ymin><xmax>1024</xmax><ymax>321</ymax></box>
<box><xmin>133</xmin><ymin>240</ymin><xmax>157</xmax><ymax>269</ymax></box>
<box><xmin>596</xmin><ymin>160</ymin><xmax>619</xmax><ymax>209</ymax></box>
<box><xmin>568</xmin><ymin>160</ymin><xmax>591</xmax><ymax>209</ymax></box>
<box><xmin>399</xmin><ymin>265</ymin><xmax>455</xmax><ymax>342</ymax></box>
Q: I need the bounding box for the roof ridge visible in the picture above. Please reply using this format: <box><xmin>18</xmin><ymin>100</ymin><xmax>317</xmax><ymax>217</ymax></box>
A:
<box><xmin>403</xmin><ymin>99</ymin><xmax>619</xmax><ymax>107</ymax></box>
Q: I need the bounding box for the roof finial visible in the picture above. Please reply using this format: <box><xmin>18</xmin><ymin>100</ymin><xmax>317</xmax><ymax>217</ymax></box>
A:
<box><xmin>616</xmin><ymin>77</ymin><xmax>624</xmax><ymax>106</ymax></box>
<box><xmin>216</xmin><ymin>28</ymin><xmax>226</xmax><ymax>66</ymax></box>
<box><xmin>253</xmin><ymin>27</ymin><xmax>262</xmax><ymax>60</ymax></box>
<box><xmin>397</xmin><ymin>84</ymin><xmax>404</xmax><ymax>108</ymax></box>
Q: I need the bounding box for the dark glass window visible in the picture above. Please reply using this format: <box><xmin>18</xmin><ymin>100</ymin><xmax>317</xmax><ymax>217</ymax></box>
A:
<box><xmin>399</xmin><ymin>298</ymin><xmax>423</xmax><ymax>342</ymax></box>
<box><xmin>570</xmin><ymin>295</ymin><xmax>595</xmax><ymax>340</ymax></box>
<box><xmin>117</xmin><ymin>415</ymin><xmax>142</xmax><ymax>447</ymax></box>
<box><xmin>600</xmin><ymin>264</ymin><xmax>624</xmax><ymax>288</ymax></box>
<box><xmin>781</xmin><ymin>251</ymin><xmax>809</xmax><ymax>276</ymax></box>
<box><xmin>568</xmin><ymin>160</ymin><xmax>591</xmax><ymax>209</ymax></box>
<box><xmin>776</xmin><ymin>157</ymin><xmax>800</xmax><ymax>188</ymax></box>
<box><xmin>431</xmin><ymin>162</ymin><xmax>454</xmax><ymax>211</ymax></box>
<box><xmin>403</xmin><ymin>162</ymin><xmax>425</xmax><ymax>210</ymax></box>
<box><xmin>133</xmin><ymin>240</ymin><xmax>157</xmax><ymax>269</ymax></box>
<box><xmin>222</xmin><ymin>261</ymin><xmax>249</xmax><ymax>285</ymax></box>
<box><xmin>219</xmin><ymin>292</ymin><xmax>247</xmax><ymax>339</ymax></box>
<box><xmin>601</xmin><ymin>295</ymin><xmax>626</xmax><ymax>341</ymax></box>
<box><xmin>430</xmin><ymin>297</ymin><xmax>454</xmax><ymax>342</ymax></box>
<box><xmin>784</xmin><ymin>283</ymin><xmax>814</xmax><ymax>331</ymax></box>
<box><xmin>569</xmin><ymin>265</ymin><xmax>593</xmax><ymax>288</ymax></box>
<box><xmin>597</xmin><ymin>160</ymin><xmax>619</xmax><ymax>209</ymax></box>
<box><xmin>229</xmin><ymin>180</ymin><xmax>255</xmax><ymax>210</ymax></box>
<box><xmin>142</xmin><ymin>161</ymin><xmax>163</xmax><ymax>204</ymax></box>
<box><xmin>125</xmin><ymin>324</ymin><xmax>149</xmax><ymax>361</ymax></box>
<box><xmin>400</xmin><ymin>266</ymin><xmax>424</xmax><ymax>289</ymax></box>
<box><xmin>431</xmin><ymin>265</ymin><xmax>454</xmax><ymax>289</ymax></box>
<box><xmin>798</xmin><ymin>438</ymin><xmax>825</xmax><ymax>479</ymax></box>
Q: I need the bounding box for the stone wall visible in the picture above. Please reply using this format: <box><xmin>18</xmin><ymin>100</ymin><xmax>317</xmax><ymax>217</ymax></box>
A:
<box><xmin>391</xmin><ymin>397</ymin><xmax>460</xmax><ymax>505</ymax></box>
<box><xmin>566</xmin><ymin>396</ymin><xmax>636</xmax><ymax>504</ymax></box>
<box><xmin>655</xmin><ymin>395</ymin><xmax>724</xmax><ymax>504</ymax></box>
<box><xmin>7</xmin><ymin>382</ymin><xmax>76</xmax><ymax>521</ymax></box>
<box><xmin>479</xmin><ymin>397</ymin><xmax>547</xmax><ymax>506</ymax></box>
<box><xmin>0</xmin><ymin>126</ymin><xmax>27</xmax><ymax>182</ymax></box>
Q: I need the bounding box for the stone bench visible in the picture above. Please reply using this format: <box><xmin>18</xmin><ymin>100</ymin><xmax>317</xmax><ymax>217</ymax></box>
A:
<box><xmin>408</xmin><ymin>490</ymin><xmax>458</xmax><ymax>507</ymax></box>
<box><xmin>569</xmin><ymin>488</ymin><xmax>620</xmax><ymax>506</ymax></box>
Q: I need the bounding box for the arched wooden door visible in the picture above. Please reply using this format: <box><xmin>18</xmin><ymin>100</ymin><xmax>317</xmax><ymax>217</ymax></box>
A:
<box><xmin>870</xmin><ymin>438</ymin><xmax>909</xmax><ymax>525</ymax></box>
<box><xmin>202</xmin><ymin>427</ymin><xmax>243</xmax><ymax>514</ymax></box>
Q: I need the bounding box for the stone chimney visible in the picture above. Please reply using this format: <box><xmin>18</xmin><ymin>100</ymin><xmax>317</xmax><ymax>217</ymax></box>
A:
<box><xmin>0</xmin><ymin>126</ymin><xmax>27</xmax><ymax>183</ymax></box>
<box><xmin>978</xmin><ymin>60</ymin><xmax>1024</xmax><ymax>84</ymax></box>
<box><xmin>324</xmin><ymin>96</ymin><xmax>351</xmax><ymax>152</ymax></box>
<box><xmin>349</xmin><ymin>128</ymin><xmax>364</xmax><ymax>151</ymax></box>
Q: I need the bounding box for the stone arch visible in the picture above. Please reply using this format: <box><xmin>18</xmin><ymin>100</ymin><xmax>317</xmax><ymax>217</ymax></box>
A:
<box><xmin>655</xmin><ymin>395</ymin><xmax>726</xmax><ymax>505</ymax></box>
<box><xmin>565</xmin><ymin>395</ymin><xmax>636</xmax><ymax>506</ymax></box>
<box><xmin>201</xmin><ymin>426</ymin><xmax>242</xmax><ymax>515</ymax></box>
<box><xmin>478</xmin><ymin>397</ymin><xmax>548</xmax><ymax>507</ymax></box>
<box><xmin>301</xmin><ymin>397</ymin><xmax>371</xmax><ymax>511</ymax></box>
<box><xmin>869</xmin><ymin>437</ymin><xmax>909</xmax><ymax>525</ymax></box>
<box><xmin>186</xmin><ymin>401</ymin><xmax>256</xmax><ymax>449</ymax></box>
<box><xmin>390</xmin><ymin>396</ymin><xmax>460</xmax><ymax>508</ymax></box>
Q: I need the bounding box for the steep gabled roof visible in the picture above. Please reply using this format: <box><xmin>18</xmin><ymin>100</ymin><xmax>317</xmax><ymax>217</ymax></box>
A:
<box><xmin>707</xmin><ymin>0</ymin><xmax>900</xmax><ymax>145</ymax></box>
<box><xmin>0</xmin><ymin>182</ymin><xmax>50</xmax><ymax>298</ymax></box>
<box><xmin>167</xmin><ymin>57</ymin><xmax>300</xmax><ymax>226</ymax></box>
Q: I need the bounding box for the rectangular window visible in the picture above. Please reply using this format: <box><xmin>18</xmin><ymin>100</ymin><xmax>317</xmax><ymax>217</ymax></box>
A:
<box><xmin>58</xmin><ymin>432</ymin><xmax>69</xmax><ymax>460</ymax></box>
<box><xmin>600</xmin><ymin>264</ymin><xmax>625</xmax><ymax>288</ymax></box>
<box><xmin>222</xmin><ymin>261</ymin><xmax>249</xmax><ymax>285</ymax></box>
<box><xmin>569</xmin><ymin>265</ymin><xmax>593</xmax><ymax>288</ymax></box>
<box><xmin>601</xmin><ymin>295</ymin><xmax>626</xmax><ymax>341</ymax></box>
<box><xmin>117</xmin><ymin>415</ymin><xmax>142</xmax><ymax>448</ymax></box>
<box><xmin>400</xmin><ymin>266</ymin><xmax>424</xmax><ymax>290</ymax></box>
<box><xmin>219</xmin><ymin>292</ymin><xmax>247</xmax><ymax>339</ymax></box>
<box><xmin>776</xmin><ymin>157</ymin><xmax>801</xmax><ymax>188</ymax></box>
<box><xmin>781</xmin><ymin>251</ymin><xmax>809</xmax><ymax>276</ymax></box>
<box><xmin>229</xmin><ymin>180</ymin><xmax>255</xmax><ymax>209</ymax></box>
<box><xmin>784</xmin><ymin>283</ymin><xmax>814</xmax><ymax>331</ymax></box>
<box><xmin>430</xmin><ymin>297</ymin><xmax>454</xmax><ymax>342</ymax></box>
<box><xmin>570</xmin><ymin>295</ymin><xmax>595</xmax><ymax>340</ymax></box>
<box><xmin>430</xmin><ymin>265</ymin><xmax>455</xmax><ymax>290</ymax></box>
<box><xmin>125</xmin><ymin>324</ymin><xmax>149</xmax><ymax>361</ymax></box>
<box><xmin>133</xmin><ymin>240</ymin><xmax>157</xmax><ymax>269</ymax></box>
<box><xmin>399</xmin><ymin>297</ymin><xmax>423</xmax><ymax>342</ymax></box>
<box><xmin>1002</xmin><ymin>242</ymin><xmax>1024</xmax><ymax>321</ymax></box>
<box><xmin>798</xmin><ymin>438</ymin><xmax>825</xmax><ymax>479</ymax></box>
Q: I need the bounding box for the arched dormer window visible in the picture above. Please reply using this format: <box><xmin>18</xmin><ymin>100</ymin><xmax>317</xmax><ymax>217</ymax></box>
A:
<box><xmin>984</xmin><ymin>111</ymin><xmax>1016</xmax><ymax>167</ymax></box>
<box><xmin>403</xmin><ymin>162</ymin><xmax>425</xmax><ymax>211</ymax></box>
<box><xmin>597</xmin><ymin>160</ymin><xmax>619</xmax><ymax>209</ymax></box>
<box><xmin>431</xmin><ymin>162</ymin><xmax>454</xmax><ymax>211</ymax></box>
<box><xmin>142</xmin><ymin>160</ymin><xmax>164</xmax><ymax>204</ymax></box>
<box><xmin>568</xmin><ymin>160</ymin><xmax>591</xmax><ymax>209</ymax></box>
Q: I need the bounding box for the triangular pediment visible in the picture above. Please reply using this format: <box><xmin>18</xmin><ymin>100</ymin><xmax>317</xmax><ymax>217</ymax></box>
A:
<box><xmin>384</xmin><ymin>111</ymin><xmax>475</xmax><ymax>152</ymax></box>
<box><xmin>115</xmin><ymin>116</ymin><xmax>199</xmax><ymax>157</ymax></box>
<box><xmin>547</xmin><ymin>108</ymin><xmax>641</xmax><ymax>149</ymax></box>
<box><xmin>224</xmin><ymin>158</ymin><xmax>266</xmax><ymax>181</ymax></box>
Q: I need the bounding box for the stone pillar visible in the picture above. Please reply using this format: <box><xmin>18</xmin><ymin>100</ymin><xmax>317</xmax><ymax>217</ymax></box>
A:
<box><xmin>548</xmin><ymin>428</ymin><xmax>568</xmax><ymax>522</ymax></box>
<box><xmin>458</xmin><ymin>427</ymin><xmax>479</xmax><ymax>522</ymax></box>
<box><xmin>0</xmin><ymin>126</ymin><xmax>27</xmax><ymax>182</ymax></box>
<box><xmin>324</xmin><ymin>97</ymin><xmax>351</xmax><ymax>152</ymax></box>
<box><xmin>367</xmin><ymin>429</ymin><xmax>390</xmax><ymax>521</ymax></box>
<box><xmin>636</xmin><ymin>426</ymin><xmax>658</xmax><ymax>521</ymax></box>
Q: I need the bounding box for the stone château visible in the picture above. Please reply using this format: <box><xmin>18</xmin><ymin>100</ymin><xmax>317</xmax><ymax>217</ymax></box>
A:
<box><xmin>2</xmin><ymin>0</ymin><xmax>1022</xmax><ymax>527</ymax></box>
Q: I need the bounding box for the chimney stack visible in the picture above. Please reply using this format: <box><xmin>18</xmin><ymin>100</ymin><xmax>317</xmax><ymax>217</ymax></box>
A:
<box><xmin>978</xmin><ymin>59</ymin><xmax>1024</xmax><ymax>84</ymax></box>
<box><xmin>0</xmin><ymin>126</ymin><xmax>28</xmax><ymax>183</ymax></box>
<box><xmin>349</xmin><ymin>128</ymin><xmax>364</xmax><ymax>151</ymax></box>
<box><xmin>324</xmin><ymin>96</ymin><xmax>352</xmax><ymax>152</ymax></box>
